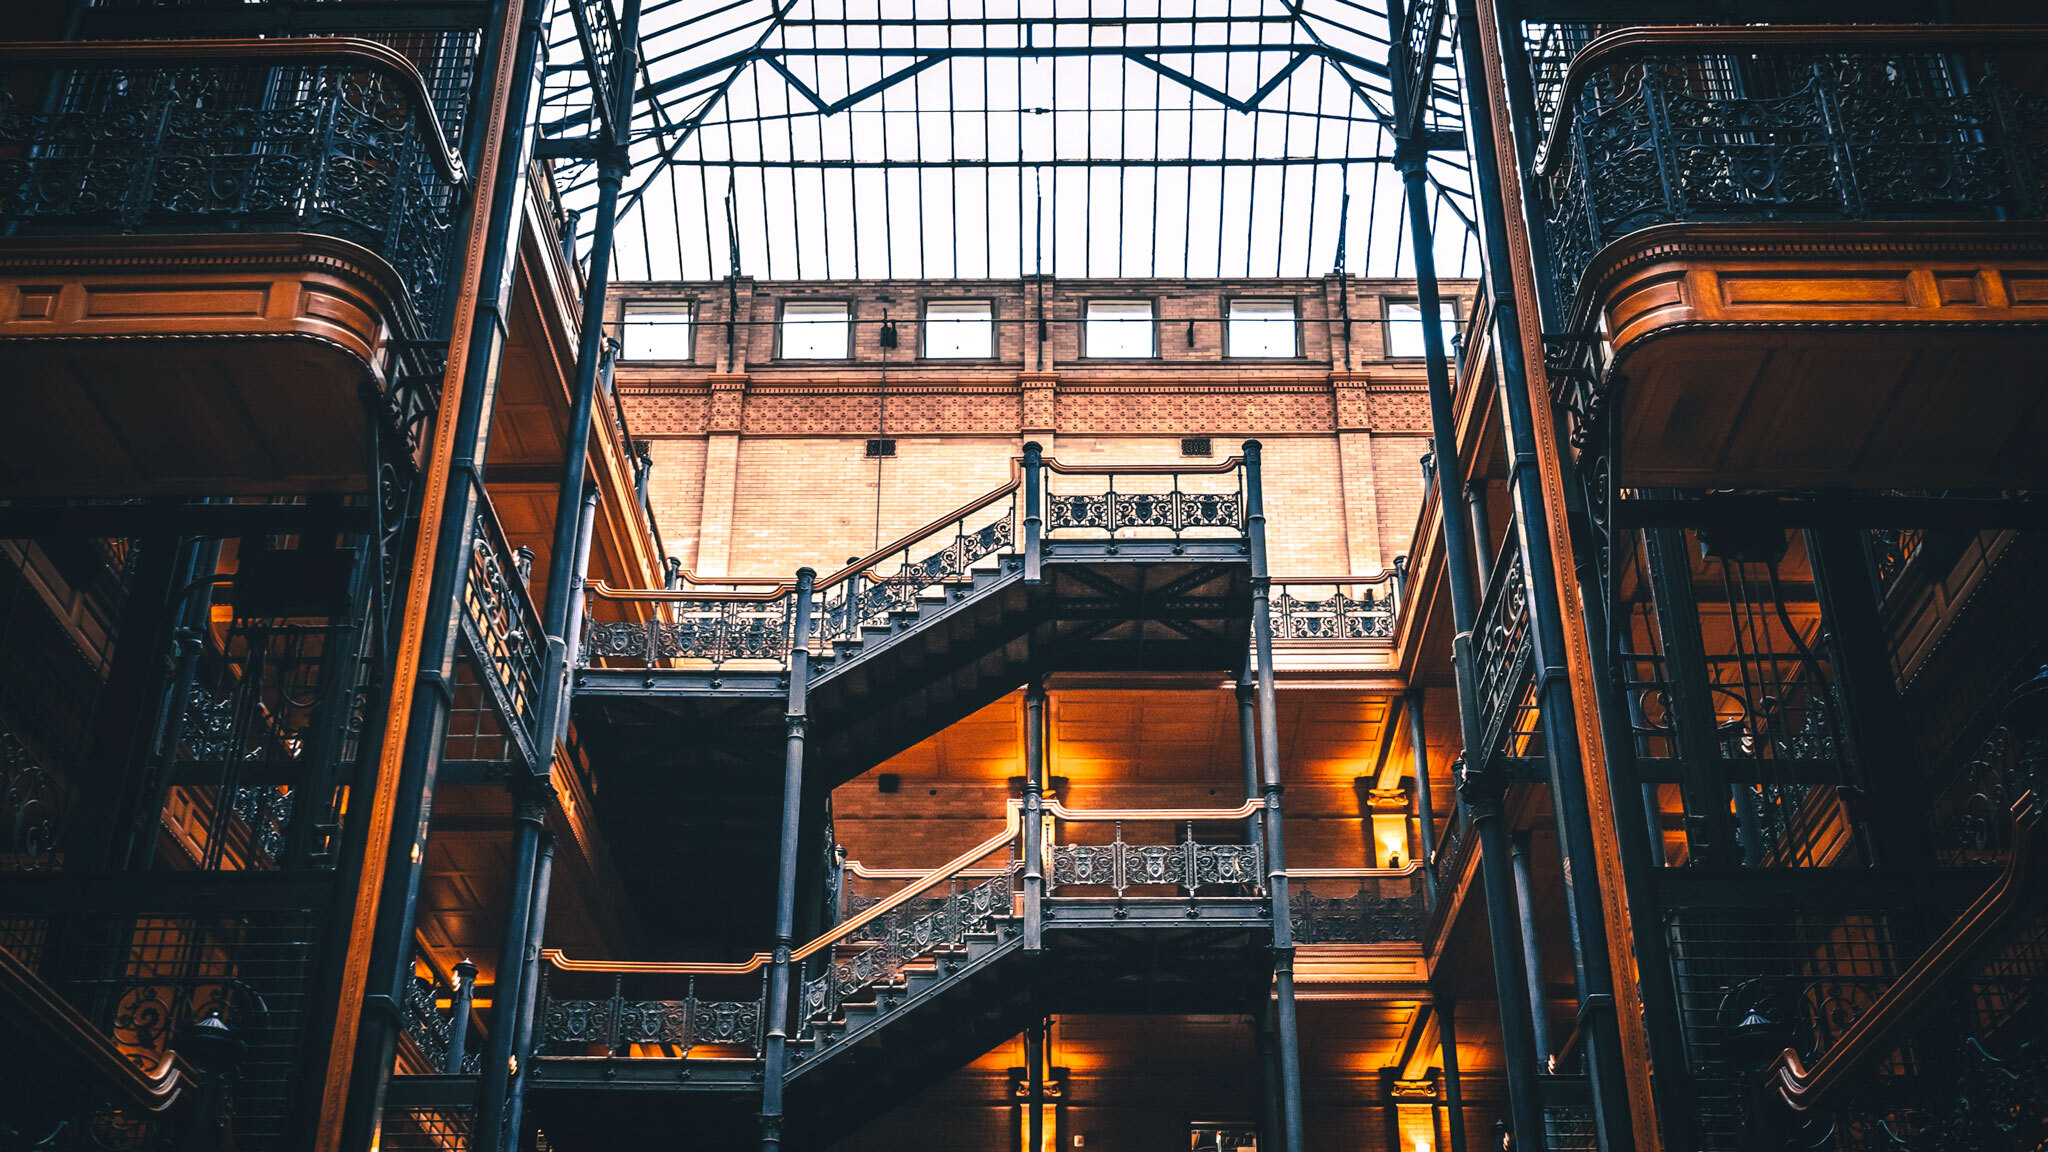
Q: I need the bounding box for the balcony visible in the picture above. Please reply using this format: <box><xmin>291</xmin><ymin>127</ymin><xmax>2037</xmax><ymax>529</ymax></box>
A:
<box><xmin>1540</xmin><ymin>26</ymin><xmax>2048</xmax><ymax>489</ymax></box>
<box><xmin>0</xmin><ymin>39</ymin><xmax>464</xmax><ymax>495</ymax></box>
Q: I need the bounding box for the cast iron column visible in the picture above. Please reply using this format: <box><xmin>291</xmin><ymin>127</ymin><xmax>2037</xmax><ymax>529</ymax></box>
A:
<box><xmin>445</xmin><ymin>958</ymin><xmax>477</xmax><ymax>1074</ymax></box>
<box><xmin>1508</xmin><ymin>831</ymin><xmax>1554</xmax><ymax>1064</ymax></box>
<box><xmin>1407</xmin><ymin>689</ymin><xmax>1436</xmax><ymax>887</ymax></box>
<box><xmin>540</xmin><ymin>0</ymin><xmax>642</xmax><ymax>736</ymax></box>
<box><xmin>1439</xmin><ymin>998</ymin><xmax>1469</xmax><ymax>1152</ymax></box>
<box><xmin>473</xmin><ymin>787</ymin><xmax>547</xmax><ymax>1151</ymax></box>
<box><xmin>1024</xmin><ymin>677</ymin><xmax>1047</xmax><ymax>950</ymax></box>
<box><xmin>1397</xmin><ymin>136</ymin><xmax>1547</xmax><ymax>1151</ymax></box>
<box><xmin>760</xmin><ymin>567</ymin><xmax>816</xmax><ymax>1151</ymax></box>
<box><xmin>1245</xmin><ymin>439</ymin><xmax>1306</xmax><ymax>1152</ymax></box>
<box><xmin>1454</xmin><ymin>1</ymin><xmax>1634</xmax><ymax>1143</ymax></box>
<box><xmin>502</xmin><ymin>834</ymin><xmax>556</xmax><ymax>1141</ymax></box>
<box><xmin>1022</xmin><ymin>441</ymin><xmax>1044</xmax><ymax>584</ymax></box>
<box><xmin>338</xmin><ymin>0</ymin><xmax>548</xmax><ymax>1143</ymax></box>
<box><xmin>1238</xmin><ymin>667</ymin><xmax>1266</xmax><ymax>868</ymax></box>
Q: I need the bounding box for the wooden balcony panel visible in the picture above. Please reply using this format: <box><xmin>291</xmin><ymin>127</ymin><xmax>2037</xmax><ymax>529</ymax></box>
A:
<box><xmin>1587</xmin><ymin>223</ymin><xmax>2048</xmax><ymax>490</ymax></box>
<box><xmin>0</xmin><ymin>233</ymin><xmax>408</xmax><ymax>496</ymax></box>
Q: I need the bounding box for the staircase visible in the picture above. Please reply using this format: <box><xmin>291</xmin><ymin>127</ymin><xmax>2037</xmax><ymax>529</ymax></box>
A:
<box><xmin>526</xmin><ymin>799</ymin><xmax>1285</xmax><ymax>1151</ymax></box>
<box><xmin>528</xmin><ymin>446</ymin><xmax>1290</xmax><ymax>1148</ymax></box>
<box><xmin>565</xmin><ymin>451</ymin><xmax>1257</xmax><ymax>958</ymax></box>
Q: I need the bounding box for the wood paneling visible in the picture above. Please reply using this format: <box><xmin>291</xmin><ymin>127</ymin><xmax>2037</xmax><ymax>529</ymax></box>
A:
<box><xmin>0</xmin><ymin>233</ymin><xmax>404</xmax><ymax>495</ymax></box>
<box><xmin>1585</xmin><ymin>222</ymin><xmax>2048</xmax><ymax>489</ymax></box>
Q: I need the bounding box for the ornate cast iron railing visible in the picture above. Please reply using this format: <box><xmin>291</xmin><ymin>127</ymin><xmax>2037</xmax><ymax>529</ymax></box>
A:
<box><xmin>1044</xmin><ymin>807</ymin><xmax>1264</xmax><ymax>900</ymax></box>
<box><xmin>1268</xmin><ymin>574</ymin><xmax>1399</xmax><ymax>641</ymax></box>
<box><xmin>1042</xmin><ymin>458</ymin><xmax>1245</xmax><ymax>540</ymax></box>
<box><xmin>536</xmin><ymin>800</ymin><xmax>1289</xmax><ymax>1067</ymax></box>
<box><xmin>535</xmin><ymin>969</ymin><xmax>768</xmax><ymax>1059</ymax></box>
<box><xmin>1472</xmin><ymin>535</ymin><xmax>1535</xmax><ymax>771</ymax></box>
<box><xmin>0</xmin><ymin>722</ymin><xmax>65</xmax><ymax>871</ymax></box>
<box><xmin>461</xmin><ymin>498</ymin><xmax>547</xmax><ymax>770</ymax></box>
<box><xmin>1536</xmin><ymin>27</ymin><xmax>2048</xmax><ymax>312</ymax></box>
<box><xmin>1866</xmin><ymin>528</ymin><xmax>1924</xmax><ymax>602</ymax></box>
<box><xmin>1285</xmin><ymin>868</ymin><xmax>1426</xmax><ymax>945</ymax></box>
<box><xmin>0</xmin><ymin>40</ymin><xmax>466</xmax><ymax>331</ymax></box>
<box><xmin>577</xmin><ymin>452</ymin><xmax>1253</xmax><ymax>671</ymax></box>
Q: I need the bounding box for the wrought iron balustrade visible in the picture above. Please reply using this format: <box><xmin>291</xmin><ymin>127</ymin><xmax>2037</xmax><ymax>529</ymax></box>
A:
<box><xmin>537</xmin><ymin>969</ymin><xmax>768</xmax><ymax>1059</ymax></box>
<box><xmin>0</xmin><ymin>722</ymin><xmax>65</xmax><ymax>871</ymax></box>
<box><xmin>578</xmin><ymin>451</ymin><xmax>1258</xmax><ymax>672</ymax></box>
<box><xmin>1930</xmin><ymin>721</ymin><xmax>2040</xmax><ymax>866</ymax></box>
<box><xmin>1045</xmin><ymin>819</ymin><xmax>1263</xmax><ymax>899</ymax></box>
<box><xmin>0</xmin><ymin>41</ymin><xmax>465</xmax><ymax>332</ymax></box>
<box><xmin>537</xmin><ymin>800</ymin><xmax>1283</xmax><ymax>1069</ymax></box>
<box><xmin>1536</xmin><ymin>28</ymin><xmax>2048</xmax><ymax>310</ymax></box>
<box><xmin>799</xmin><ymin>866</ymin><xmax>1016</xmax><ymax>1039</ymax></box>
<box><xmin>1043</xmin><ymin>459</ymin><xmax>1246</xmax><ymax>540</ymax></box>
<box><xmin>1866</xmin><ymin>528</ymin><xmax>1924</xmax><ymax>602</ymax></box>
<box><xmin>1472</xmin><ymin>537</ymin><xmax>1536</xmax><ymax>770</ymax></box>
<box><xmin>1268</xmin><ymin>574</ymin><xmax>1399</xmax><ymax>641</ymax></box>
<box><xmin>1285</xmin><ymin>869</ymin><xmax>1425</xmax><ymax>945</ymax></box>
<box><xmin>461</xmin><ymin>500</ymin><xmax>547</xmax><ymax>769</ymax></box>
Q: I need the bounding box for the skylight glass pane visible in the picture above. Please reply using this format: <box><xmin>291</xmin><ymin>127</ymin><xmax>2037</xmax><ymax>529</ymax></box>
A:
<box><xmin>924</xmin><ymin>300</ymin><xmax>994</xmax><ymax>358</ymax></box>
<box><xmin>782</xmin><ymin>301</ymin><xmax>850</xmax><ymax>359</ymax></box>
<box><xmin>1385</xmin><ymin>301</ymin><xmax>1459</xmax><ymax>359</ymax></box>
<box><xmin>1228</xmin><ymin>300</ymin><xmax>1297</xmax><ymax>358</ymax></box>
<box><xmin>621</xmin><ymin>303</ymin><xmax>693</xmax><ymax>360</ymax></box>
<box><xmin>1086</xmin><ymin>301</ymin><xmax>1154</xmax><ymax>358</ymax></box>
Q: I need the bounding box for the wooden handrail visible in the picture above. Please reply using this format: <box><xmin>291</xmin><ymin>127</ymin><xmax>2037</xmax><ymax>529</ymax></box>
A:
<box><xmin>0</xmin><ymin>39</ymin><xmax>467</xmax><ymax>182</ymax></box>
<box><xmin>542</xmin><ymin>800</ymin><xmax>1277</xmax><ymax>976</ymax></box>
<box><xmin>1287</xmin><ymin>864</ymin><xmax>1425</xmax><ymax>879</ymax></box>
<box><xmin>0</xmin><ymin>947</ymin><xmax>186</xmax><ymax>1112</ymax></box>
<box><xmin>1045</xmin><ymin>798</ymin><xmax>1263</xmax><ymax>822</ymax></box>
<box><xmin>586</xmin><ymin>451</ymin><xmax>1253</xmax><ymax>604</ymax></box>
<box><xmin>591</xmin><ymin>464</ymin><xmax>1025</xmax><ymax>600</ymax></box>
<box><xmin>1269</xmin><ymin>573</ymin><xmax>1400</xmax><ymax>587</ymax></box>
<box><xmin>1535</xmin><ymin>25</ymin><xmax>2048</xmax><ymax>177</ymax></box>
<box><xmin>544</xmin><ymin>804</ymin><xmax>1025</xmax><ymax>976</ymax></box>
<box><xmin>1769</xmin><ymin>790</ymin><xmax>2041</xmax><ymax>1111</ymax></box>
<box><xmin>1042</xmin><ymin>454</ymin><xmax>1246</xmax><ymax>476</ymax></box>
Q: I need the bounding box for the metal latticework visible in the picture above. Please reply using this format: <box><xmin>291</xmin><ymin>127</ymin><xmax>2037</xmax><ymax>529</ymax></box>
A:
<box><xmin>539</xmin><ymin>0</ymin><xmax>1477</xmax><ymax>281</ymax></box>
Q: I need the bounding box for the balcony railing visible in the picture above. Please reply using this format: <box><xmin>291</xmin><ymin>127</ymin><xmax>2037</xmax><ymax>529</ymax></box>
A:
<box><xmin>1536</xmin><ymin>26</ymin><xmax>2048</xmax><ymax>311</ymax></box>
<box><xmin>1268</xmin><ymin>574</ymin><xmax>1399</xmax><ymax>641</ymax></box>
<box><xmin>461</xmin><ymin>496</ymin><xmax>547</xmax><ymax>771</ymax></box>
<box><xmin>578</xmin><ymin>453</ymin><xmax>1250</xmax><ymax>672</ymax></box>
<box><xmin>0</xmin><ymin>40</ymin><xmax>466</xmax><ymax>332</ymax></box>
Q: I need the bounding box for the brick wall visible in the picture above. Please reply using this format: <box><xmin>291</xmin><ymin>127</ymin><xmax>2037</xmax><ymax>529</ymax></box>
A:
<box><xmin>621</xmin><ymin>274</ymin><xmax>1466</xmax><ymax>582</ymax></box>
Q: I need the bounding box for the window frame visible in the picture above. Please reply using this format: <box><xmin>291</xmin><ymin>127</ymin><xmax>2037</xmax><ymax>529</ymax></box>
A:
<box><xmin>1223</xmin><ymin>296</ymin><xmax>1303</xmax><ymax>360</ymax></box>
<box><xmin>617</xmin><ymin>299</ymin><xmax>698</xmax><ymax>363</ymax></box>
<box><xmin>777</xmin><ymin>298</ymin><xmax>854</xmax><ymax>361</ymax></box>
<box><xmin>1381</xmin><ymin>297</ymin><xmax>1461</xmax><ymax>361</ymax></box>
<box><xmin>919</xmin><ymin>297</ymin><xmax>998</xmax><ymax>361</ymax></box>
<box><xmin>1081</xmin><ymin>298</ymin><xmax>1159</xmax><ymax>360</ymax></box>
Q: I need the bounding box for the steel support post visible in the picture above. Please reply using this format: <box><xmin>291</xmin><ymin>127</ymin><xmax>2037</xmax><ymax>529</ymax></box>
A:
<box><xmin>336</xmin><ymin>0</ymin><xmax>547</xmax><ymax>1143</ymax></box>
<box><xmin>1022</xmin><ymin>441</ymin><xmax>1044</xmax><ymax>584</ymax></box>
<box><xmin>1397</xmin><ymin>140</ymin><xmax>1547</xmax><ymax>1152</ymax></box>
<box><xmin>1244</xmin><ymin>439</ymin><xmax>1306</xmax><ymax>1152</ymax></box>
<box><xmin>1452</xmin><ymin>1</ymin><xmax>1634</xmax><ymax>1143</ymax></box>
<box><xmin>1255</xmin><ymin>1001</ymin><xmax>1285</xmax><ymax>1152</ymax></box>
<box><xmin>1024</xmin><ymin>678</ymin><xmax>1047</xmax><ymax>950</ymax></box>
<box><xmin>760</xmin><ymin>568</ymin><xmax>816</xmax><ymax>1152</ymax></box>
<box><xmin>446</xmin><ymin>958</ymin><xmax>478</xmax><ymax>1075</ymax></box>
<box><xmin>1026</xmin><ymin>1017</ymin><xmax>1046</xmax><ymax>1152</ymax></box>
<box><xmin>1466</xmin><ymin>482</ymin><xmax>1494</xmax><ymax>589</ymax></box>
<box><xmin>539</xmin><ymin>0</ymin><xmax>640</xmax><ymax>741</ymax></box>
<box><xmin>1407</xmin><ymin>688</ymin><xmax>1437</xmax><ymax>890</ymax></box>
<box><xmin>473</xmin><ymin>788</ymin><xmax>547</xmax><ymax>1151</ymax></box>
<box><xmin>1238</xmin><ymin>667</ymin><xmax>1266</xmax><ymax>869</ymax></box>
<box><xmin>1508</xmin><ymin>831</ymin><xmax>1554</xmax><ymax>1064</ymax></box>
<box><xmin>1439</xmin><ymin>998</ymin><xmax>1469</xmax><ymax>1152</ymax></box>
<box><xmin>503</xmin><ymin>834</ymin><xmax>556</xmax><ymax>1142</ymax></box>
